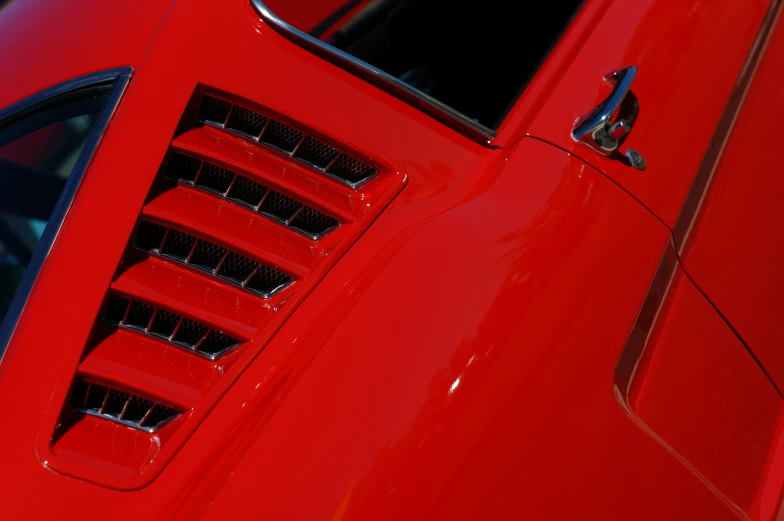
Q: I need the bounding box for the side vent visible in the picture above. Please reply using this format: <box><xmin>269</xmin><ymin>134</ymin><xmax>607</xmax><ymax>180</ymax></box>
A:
<box><xmin>198</xmin><ymin>95</ymin><xmax>377</xmax><ymax>188</ymax></box>
<box><xmin>43</xmin><ymin>84</ymin><xmax>406</xmax><ymax>490</ymax></box>
<box><xmin>71</xmin><ymin>380</ymin><xmax>179</xmax><ymax>433</ymax></box>
<box><xmin>104</xmin><ymin>294</ymin><xmax>241</xmax><ymax>360</ymax></box>
<box><xmin>165</xmin><ymin>152</ymin><xmax>340</xmax><ymax>239</ymax></box>
<box><xmin>135</xmin><ymin>220</ymin><xmax>293</xmax><ymax>297</ymax></box>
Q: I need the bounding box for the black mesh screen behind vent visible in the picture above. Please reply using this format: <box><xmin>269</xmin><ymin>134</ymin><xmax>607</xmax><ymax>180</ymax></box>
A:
<box><xmin>71</xmin><ymin>380</ymin><xmax>179</xmax><ymax>432</ymax></box>
<box><xmin>134</xmin><ymin>220</ymin><xmax>293</xmax><ymax>298</ymax></box>
<box><xmin>165</xmin><ymin>152</ymin><xmax>339</xmax><ymax>239</ymax></box>
<box><xmin>197</xmin><ymin>95</ymin><xmax>377</xmax><ymax>188</ymax></box>
<box><xmin>104</xmin><ymin>293</ymin><xmax>241</xmax><ymax>360</ymax></box>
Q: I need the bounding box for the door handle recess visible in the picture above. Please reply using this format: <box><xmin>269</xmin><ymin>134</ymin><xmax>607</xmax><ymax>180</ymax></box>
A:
<box><xmin>572</xmin><ymin>66</ymin><xmax>639</xmax><ymax>158</ymax></box>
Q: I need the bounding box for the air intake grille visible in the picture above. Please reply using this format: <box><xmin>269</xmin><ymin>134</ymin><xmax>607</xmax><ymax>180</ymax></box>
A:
<box><xmin>134</xmin><ymin>220</ymin><xmax>293</xmax><ymax>298</ymax></box>
<box><xmin>197</xmin><ymin>95</ymin><xmax>377</xmax><ymax>188</ymax></box>
<box><xmin>104</xmin><ymin>294</ymin><xmax>241</xmax><ymax>360</ymax></box>
<box><xmin>165</xmin><ymin>152</ymin><xmax>340</xmax><ymax>239</ymax></box>
<box><xmin>71</xmin><ymin>380</ymin><xmax>179</xmax><ymax>433</ymax></box>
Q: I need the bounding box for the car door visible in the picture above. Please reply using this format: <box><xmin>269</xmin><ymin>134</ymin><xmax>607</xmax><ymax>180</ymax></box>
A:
<box><xmin>677</xmin><ymin>14</ymin><xmax>784</xmax><ymax>393</ymax></box>
<box><xmin>495</xmin><ymin>0</ymin><xmax>774</xmax><ymax>231</ymax></box>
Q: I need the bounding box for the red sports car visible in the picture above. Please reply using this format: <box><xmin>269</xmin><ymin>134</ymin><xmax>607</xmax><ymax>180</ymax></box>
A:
<box><xmin>0</xmin><ymin>0</ymin><xmax>782</xmax><ymax>519</ymax></box>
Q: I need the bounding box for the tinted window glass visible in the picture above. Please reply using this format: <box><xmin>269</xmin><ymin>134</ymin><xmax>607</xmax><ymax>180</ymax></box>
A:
<box><xmin>263</xmin><ymin>0</ymin><xmax>584</xmax><ymax>128</ymax></box>
<box><xmin>0</xmin><ymin>89</ymin><xmax>109</xmax><ymax>320</ymax></box>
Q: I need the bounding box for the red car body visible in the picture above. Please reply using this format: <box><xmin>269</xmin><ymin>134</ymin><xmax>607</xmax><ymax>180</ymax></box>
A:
<box><xmin>0</xmin><ymin>0</ymin><xmax>783</xmax><ymax>519</ymax></box>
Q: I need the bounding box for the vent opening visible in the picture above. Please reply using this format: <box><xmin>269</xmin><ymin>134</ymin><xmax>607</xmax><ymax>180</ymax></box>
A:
<box><xmin>104</xmin><ymin>294</ymin><xmax>241</xmax><ymax>360</ymax></box>
<box><xmin>289</xmin><ymin>206</ymin><xmax>340</xmax><ymax>236</ymax></box>
<box><xmin>197</xmin><ymin>95</ymin><xmax>376</xmax><ymax>188</ymax></box>
<box><xmin>160</xmin><ymin>229</ymin><xmax>197</xmax><ymax>261</ymax></box>
<box><xmin>134</xmin><ymin>220</ymin><xmax>293</xmax><ymax>297</ymax></box>
<box><xmin>165</xmin><ymin>152</ymin><xmax>340</xmax><ymax>239</ymax></box>
<box><xmin>227</xmin><ymin>175</ymin><xmax>268</xmax><ymax>208</ymax></box>
<box><xmin>217</xmin><ymin>251</ymin><xmax>258</xmax><ymax>284</ymax></box>
<box><xmin>71</xmin><ymin>380</ymin><xmax>179</xmax><ymax>432</ymax></box>
<box><xmin>226</xmin><ymin>105</ymin><xmax>268</xmax><ymax>138</ymax></box>
<box><xmin>327</xmin><ymin>154</ymin><xmax>376</xmax><ymax>186</ymax></box>
<box><xmin>259</xmin><ymin>190</ymin><xmax>302</xmax><ymax>223</ymax></box>
<box><xmin>124</xmin><ymin>300</ymin><xmax>155</xmax><ymax>330</ymax></box>
<box><xmin>165</xmin><ymin>153</ymin><xmax>202</xmax><ymax>183</ymax></box>
<box><xmin>148</xmin><ymin>308</ymin><xmax>180</xmax><ymax>338</ymax></box>
<box><xmin>135</xmin><ymin>220</ymin><xmax>167</xmax><ymax>253</ymax></box>
<box><xmin>198</xmin><ymin>96</ymin><xmax>231</xmax><ymax>125</ymax></box>
<box><xmin>195</xmin><ymin>162</ymin><xmax>235</xmax><ymax>195</ymax></box>
<box><xmin>261</xmin><ymin>120</ymin><xmax>304</xmax><ymax>154</ymax></box>
<box><xmin>294</xmin><ymin>136</ymin><xmax>340</xmax><ymax>169</ymax></box>
<box><xmin>189</xmin><ymin>240</ymin><xmax>227</xmax><ymax>273</ymax></box>
<box><xmin>172</xmin><ymin>319</ymin><xmax>209</xmax><ymax>347</ymax></box>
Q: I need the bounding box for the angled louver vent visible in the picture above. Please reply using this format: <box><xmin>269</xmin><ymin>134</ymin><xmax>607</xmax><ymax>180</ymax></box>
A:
<box><xmin>71</xmin><ymin>380</ymin><xmax>179</xmax><ymax>433</ymax></box>
<box><xmin>43</xmin><ymin>83</ymin><xmax>406</xmax><ymax>491</ymax></box>
<box><xmin>165</xmin><ymin>152</ymin><xmax>340</xmax><ymax>239</ymax></box>
<box><xmin>104</xmin><ymin>294</ymin><xmax>241</xmax><ymax>360</ymax></box>
<box><xmin>197</xmin><ymin>95</ymin><xmax>377</xmax><ymax>188</ymax></box>
<box><xmin>135</xmin><ymin>220</ymin><xmax>293</xmax><ymax>298</ymax></box>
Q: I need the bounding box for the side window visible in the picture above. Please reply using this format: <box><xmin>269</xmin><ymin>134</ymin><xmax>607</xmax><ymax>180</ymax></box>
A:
<box><xmin>258</xmin><ymin>0</ymin><xmax>584</xmax><ymax>131</ymax></box>
<box><xmin>0</xmin><ymin>70</ymin><xmax>129</xmax><ymax>347</ymax></box>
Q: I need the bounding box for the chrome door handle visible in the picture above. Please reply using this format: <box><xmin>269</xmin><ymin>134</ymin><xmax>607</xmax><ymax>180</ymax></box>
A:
<box><xmin>572</xmin><ymin>66</ymin><xmax>638</xmax><ymax>157</ymax></box>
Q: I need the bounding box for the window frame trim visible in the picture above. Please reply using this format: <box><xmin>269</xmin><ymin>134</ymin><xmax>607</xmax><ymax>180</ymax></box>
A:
<box><xmin>0</xmin><ymin>67</ymin><xmax>132</xmax><ymax>365</ymax></box>
<box><xmin>250</xmin><ymin>0</ymin><xmax>497</xmax><ymax>145</ymax></box>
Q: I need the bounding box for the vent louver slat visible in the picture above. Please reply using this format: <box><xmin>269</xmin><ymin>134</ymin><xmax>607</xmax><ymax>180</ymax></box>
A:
<box><xmin>71</xmin><ymin>380</ymin><xmax>179</xmax><ymax>433</ymax></box>
<box><xmin>165</xmin><ymin>152</ymin><xmax>339</xmax><ymax>239</ymax></box>
<box><xmin>104</xmin><ymin>294</ymin><xmax>241</xmax><ymax>360</ymax></box>
<box><xmin>197</xmin><ymin>95</ymin><xmax>377</xmax><ymax>188</ymax></box>
<box><xmin>134</xmin><ymin>219</ymin><xmax>293</xmax><ymax>298</ymax></box>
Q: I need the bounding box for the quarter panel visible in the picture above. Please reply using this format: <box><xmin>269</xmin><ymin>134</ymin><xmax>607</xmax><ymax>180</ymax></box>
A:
<box><xmin>190</xmin><ymin>139</ymin><xmax>733</xmax><ymax>521</ymax></box>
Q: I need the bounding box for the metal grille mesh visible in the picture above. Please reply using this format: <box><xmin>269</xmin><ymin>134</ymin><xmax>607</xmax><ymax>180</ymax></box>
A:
<box><xmin>197</xmin><ymin>95</ymin><xmax>376</xmax><ymax>187</ymax></box>
<box><xmin>135</xmin><ymin>220</ymin><xmax>293</xmax><ymax>297</ymax></box>
<box><xmin>217</xmin><ymin>252</ymin><xmax>258</xmax><ymax>283</ymax></box>
<box><xmin>261</xmin><ymin>120</ymin><xmax>303</xmax><ymax>153</ymax></box>
<box><xmin>227</xmin><ymin>175</ymin><xmax>267</xmax><ymax>208</ymax></box>
<box><xmin>289</xmin><ymin>206</ymin><xmax>339</xmax><ymax>236</ymax></box>
<box><xmin>226</xmin><ymin>106</ymin><xmax>268</xmax><ymax>138</ymax></box>
<box><xmin>161</xmin><ymin>230</ymin><xmax>197</xmax><ymax>261</ymax></box>
<box><xmin>165</xmin><ymin>153</ymin><xmax>340</xmax><ymax>239</ymax></box>
<box><xmin>294</xmin><ymin>136</ymin><xmax>340</xmax><ymax>169</ymax></box>
<box><xmin>103</xmin><ymin>293</ymin><xmax>240</xmax><ymax>360</ymax></box>
<box><xmin>259</xmin><ymin>190</ymin><xmax>302</xmax><ymax>222</ymax></box>
<box><xmin>328</xmin><ymin>154</ymin><xmax>376</xmax><ymax>185</ymax></box>
<box><xmin>195</xmin><ymin>162</ymin><xmax>235</xmax><ymax>194</ymax></box>
<box><xmin>198</xmin><ymin>96</ymin><xmax>231</xmax><ymax>125</ymax></box>
<box><xmin>71</xmin><ymin>379</ymin><xmax>179</xmax><ymax>432</ymax></box>
<box><xmin>189</xmin><ymin>240</ymin><xmax>227</xmax><ymax>272</ymax></box>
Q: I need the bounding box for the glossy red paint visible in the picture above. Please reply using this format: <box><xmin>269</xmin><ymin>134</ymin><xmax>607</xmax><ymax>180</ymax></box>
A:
<box><xmin>496</xmin><ymin>0</ymin><xmax>772</xmax><ymax>228</ymax></box>
<box><xmin>0</xmin><ymin>0</ymin><xmax>782</xmax><ymax>519</ymax></box>
<box><xmin>623</xmin><ymin>266</ymin><xmax>784</xmax><ymax>521</ymax></box>
<box><xmin>679</xmin><ymin>8</ymin><xmax>784</xmax><ymax>394</ymax></box>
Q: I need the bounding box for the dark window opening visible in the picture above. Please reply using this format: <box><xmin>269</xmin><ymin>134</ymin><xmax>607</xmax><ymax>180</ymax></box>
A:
<box><xmin>266</xmin><ymin>0</ymin><xmax>584</xmax><ymax>129</ymax></box>
<box><xmin>0</xmin><ymin>84</ymin><xmax>113</xmax><ymax>323</ymax></box>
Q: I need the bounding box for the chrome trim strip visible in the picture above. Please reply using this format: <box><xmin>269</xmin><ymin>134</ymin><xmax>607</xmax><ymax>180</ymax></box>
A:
<box><xmin>173</xmin><ymin>176</ymin><xmax>342</xmax><ymax>241</ymax></box>
<box><xmin>75</xmin><ymin>407</ymin><xmax>179</xmax><ymax>434</ymax></box>
<box><xmin>106</xmin><ymin>318</ymin><xmax>241</xmax><ymax>362</ymax></box>
<box><xmin>201</xmin><ymin>113</ymin><xmax>378</xmax><ymax>190</ymax></box>
<box><xmin>135</xmin><ymin>226</ymin><xmax>294</xmax><ymax>300</ymax></box>
<box><xmin>0</xmin><ymin>67</ymin><xmax>133</xmax><ymax>366</ymax></box>
<box><xmin>250</xmin><ymin>1</ymin><xmax>496</xmax><ymax>145</ymax></box>
<box><xmin>673</xmin><ymin>0</ymin><xmax>783</xmax><ymax>252</ymax></box>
